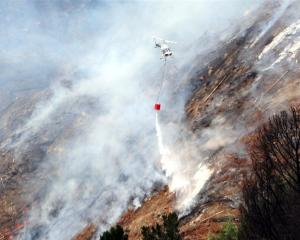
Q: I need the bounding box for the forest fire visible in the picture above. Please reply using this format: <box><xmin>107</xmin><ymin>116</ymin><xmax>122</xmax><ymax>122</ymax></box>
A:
<box><xmin>0</xmin><ymin>1</ymin><xmax>300</xmax><ymax>240</ymax></box>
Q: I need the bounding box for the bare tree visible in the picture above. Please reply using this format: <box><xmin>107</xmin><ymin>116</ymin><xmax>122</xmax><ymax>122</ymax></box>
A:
<box><xmin>239</xmin><ymin>107</ymin><xmax>300</xmax><ymax>240</ymax></box>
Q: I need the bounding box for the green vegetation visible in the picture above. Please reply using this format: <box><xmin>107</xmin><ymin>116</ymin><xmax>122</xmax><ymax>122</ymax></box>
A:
<box><xmin>98</xmin><ymin>213</ymin><xmax>182</xmax><ymax>240</ymax></box>
<box><xmin>210</xmin><ymin>107</ymin><xmax>300</xmax><ymax>240</ymax></box>
<box><xmin>100</xmin><ymin>225</ymin><xmax>128</xmax><ymax>240</ymax></box>
<box><xmin>141</xmin><ymin>213</ymin><xmax>182</xmax><ymax>240</ymax></box>
<box><xmin>208</xmin><ymin>221</ymin><xmax>238</xmax><ymax>240</ymax></box>
<box><xmin>99</xmin><ymin>107</ymin><xmax>300</xmax><ymax>240</ymax></box>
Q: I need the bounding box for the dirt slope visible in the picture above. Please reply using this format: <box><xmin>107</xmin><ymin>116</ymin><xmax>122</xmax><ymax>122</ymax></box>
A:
<box><xmin>111</xmin><ymin>3</ymin><xmax>300</xmax><ymax>240</ymax></box>
<box><xmin>1</xmin><ymin>2</ymin><xmax>300</xmax><ymax>240</ymax></box>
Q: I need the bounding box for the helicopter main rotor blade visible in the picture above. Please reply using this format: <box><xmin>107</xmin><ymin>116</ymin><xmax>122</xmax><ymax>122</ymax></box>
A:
<box><xmin>164</xmin><ymin>40</ymin><xmax>176</xmax><ymax>44</ymax></box>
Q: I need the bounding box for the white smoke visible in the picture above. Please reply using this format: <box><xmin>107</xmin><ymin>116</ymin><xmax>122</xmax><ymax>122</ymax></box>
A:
<box><xmin>258</xmin><ymin>19</ymin><xmax>300</xmax><ymax>68</ymax></box>
<box><xmin>250</xmin><ymin>0</ymin><xmax>292</xmax><ymax>48</ymax></box>
<box><xmin>155</xmin><ymin>113</ymin><xmax>211</xmax><ymax>212</ymax></box>
<box><xmin>0</xmin><ymin>0</ymin><xmax>265</xmax><ymax>239</ymax></box>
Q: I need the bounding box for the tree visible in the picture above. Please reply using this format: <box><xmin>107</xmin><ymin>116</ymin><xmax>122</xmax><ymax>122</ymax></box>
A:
<box><xmin>208</xmin><ymin>221</ymin><xmax>238</xmax><ymax>240</ymax></box>
<box><xmin>100</xmin><ymin>225</ymin><xmax>128</xmax><ymax>240</ymax></box>
<box><xmin>141</xmin><ymin>212</ymin><xmax>182</xmax><ymax>240</ymax></box>
<box><xmin>239</xmin><ymin>107</ymin><xmax>300</xmax><ymax>240</ymax></box>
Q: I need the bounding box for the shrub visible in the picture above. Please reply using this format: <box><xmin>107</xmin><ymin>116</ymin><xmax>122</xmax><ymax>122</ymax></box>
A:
<box><xmin>208</xmin><ymin>221</ymin><xmax>238</xmax><ymax>240</ymax></box>
<box><xmin>141</xmin><ymin>212</ymin><xmax>182</xmax><ymax>240</ymax></box>
<box><xmin>100</xmin><ymin>225</ymin><xmax>128</xmax><ymax>240</ymax></box>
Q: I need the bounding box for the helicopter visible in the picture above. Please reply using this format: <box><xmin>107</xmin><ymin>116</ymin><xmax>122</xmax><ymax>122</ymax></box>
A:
<box><xmin>153</xmin><ymin>37</ymin><xmax>176</xmax><ymax>59</ymax></box>
<box><xmin>152</xmin><ymin>37</ymin><xmax>176</xmax><ymax>111</ymax></box>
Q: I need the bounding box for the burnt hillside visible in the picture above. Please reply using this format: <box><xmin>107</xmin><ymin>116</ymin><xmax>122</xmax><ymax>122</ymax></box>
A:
<box><xmin>116</xmin><ymin>2</ymin><xmax>300</xmax><ymax>240</ymax></box>
<box><xmin>0</xmin><ymin>1</ymin><xmax>300</xmax><ymax>240</ymax></box>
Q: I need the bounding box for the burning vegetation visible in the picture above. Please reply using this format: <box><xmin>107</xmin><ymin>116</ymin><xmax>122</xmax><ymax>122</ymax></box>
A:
<box><xmin>108</xmin><ymin>2</ymin><xmax>300</xmax><ymax>240</ymax></box>
<box><xmin>0</xmin><ymin>1</ymin><xmax>300</xmax><ymax>240</ymax></box>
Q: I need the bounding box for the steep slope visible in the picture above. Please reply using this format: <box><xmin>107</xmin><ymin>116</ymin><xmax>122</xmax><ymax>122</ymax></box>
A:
<box><xmin>0</xmin><ymin>87</ymin><xmax>101</xmax><ymax>239</ymax></box>
<box><xmin>1</xmin><ymin>1</ymin><xmax>300</xmax><ymax>240</ymax></box>
<box><xmin>115</xmin><ymin>2</ymin><xmax>300</xmax><ymax>240</ymax></box>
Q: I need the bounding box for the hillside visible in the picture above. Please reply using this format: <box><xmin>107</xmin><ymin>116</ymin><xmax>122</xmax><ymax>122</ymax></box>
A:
<box><xmin>109</xmin><ymin>2</ymin><xmax>300</xmax><ymax>240</ymax></box>
<box><xmin>0</xmin><ymin>1</ymin><xmax>300</xmax><ymax>240</ymax></box>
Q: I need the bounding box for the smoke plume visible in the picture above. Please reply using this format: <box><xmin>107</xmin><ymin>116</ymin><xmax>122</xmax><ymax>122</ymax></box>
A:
<box><xmin>0</xmin><ymin>0</ymin><xmax>265</xmax><ymax>239</ymax></box>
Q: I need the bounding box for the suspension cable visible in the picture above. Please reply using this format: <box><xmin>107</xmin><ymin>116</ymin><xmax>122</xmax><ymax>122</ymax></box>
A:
<box><xmin>156</xmin><ymin>58</ymin><xmax>167</xmax><ymax>103</ymax></box>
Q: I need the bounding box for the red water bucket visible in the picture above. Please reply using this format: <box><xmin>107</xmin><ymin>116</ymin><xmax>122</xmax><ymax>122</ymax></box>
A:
<box><xmin>154</xmin><ymin>103</ymin><xmax>161</xmax><ymax>110</ymax></box>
